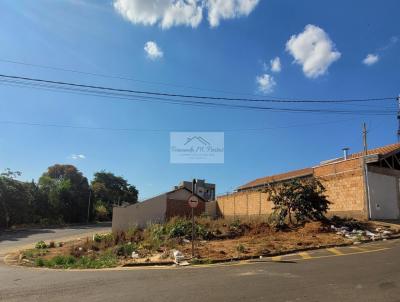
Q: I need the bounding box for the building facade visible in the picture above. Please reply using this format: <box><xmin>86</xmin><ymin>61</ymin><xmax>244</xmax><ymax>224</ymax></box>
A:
<box><xmin>176</xmin><ymin>179</ymin><xmax>216</xmax><ymax>201</ymax></box>
<box><xmin>217</xmin><ymin>143</ymin><xmax>400</xmax><ymax>220</ymax></box>
<box><xmin>112</xmin><ymin>187</ymin><xmax>217</xmax><ymax>232</ymax></box>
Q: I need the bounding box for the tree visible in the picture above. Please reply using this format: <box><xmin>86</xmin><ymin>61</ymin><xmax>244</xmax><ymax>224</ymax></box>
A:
<box><xmin>0</xmin><ymin>170</ymin><xmax>33</xmax><ymax>228</ymax></box>
<box><xmin>264</xmin><ymin>177</ymin><xmax>330</xmax><ymax>227</ymax></box>
<box><xmin>38</xmin><ymin>164</ymin><xmax>89</xmax><ymax>223</ymax></box>
<box><xmin>91</xmin><ymin>171</ymin><xmax>138</xmax><ymax>219</ymax></box>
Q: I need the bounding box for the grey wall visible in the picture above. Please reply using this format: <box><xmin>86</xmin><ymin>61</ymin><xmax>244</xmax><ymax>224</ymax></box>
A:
<box><xmin>205</xmin><ymin>201</ymin><xmax>217</xmax><ymax>218</ymax></box>
<box><xmin>112</xmin><ymin>194</ymin><xmax>167</xmax><ymax>232</ymax></box>
<box><xmin>368</xmin><ymin>170</ymin><xmax>400</xmax><ymax>219</ymax></box>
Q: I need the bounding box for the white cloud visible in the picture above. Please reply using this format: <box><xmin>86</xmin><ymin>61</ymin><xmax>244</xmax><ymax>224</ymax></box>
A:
<box><xmin>270</xmin><ymin>57</ymin><xmax>281</xmax><ymax>73</ymax></box>
<box><xmin>113</xmin><ymin>0</ymin><xmax>259</xmax><ymax>29</ymax></box>
<box><xmin>144</xmin><ymin>41</ymin><xmax>164</xmax><ymax>60</ymax></box>
<box><xmin>362</xmin><ymin>54</ymin><xmax>379</xmax><ymax>66</ymax></box>
<box><xmin>256</xmin><ymin>74</ymin><xmax>276</xmax><ymax>94</ymax></box>
<box><xmin>207</xmin><ymin>0</ymin><xmax>260</xmax><ymax>27</ymax></box>
<box><xmin>286</xmin><ymin>24</ymin><xmax>341</xmax><ymax>78</ymax></box>
<box><xmin>71</xmin><ymin>154</ymin><xmax>86</xmax><ymax>160</ymax></box>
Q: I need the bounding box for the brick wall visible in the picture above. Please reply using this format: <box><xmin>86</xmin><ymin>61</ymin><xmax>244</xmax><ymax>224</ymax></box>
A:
<box><xmin>217</xmin><ymin>158</ymin><xmax>368</xmax><ymax>220</ymax></box>
<box><xmin>166</xmin><ymin>198</ymin><xmax>206</xmax><ymax>219</ymax></box>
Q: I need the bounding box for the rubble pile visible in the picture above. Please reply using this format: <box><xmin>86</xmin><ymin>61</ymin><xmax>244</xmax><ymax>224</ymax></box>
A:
<box><xmin>331</xmin><ymin>225</ymin><xmax>393</xmax><ymax>243</ymax></box>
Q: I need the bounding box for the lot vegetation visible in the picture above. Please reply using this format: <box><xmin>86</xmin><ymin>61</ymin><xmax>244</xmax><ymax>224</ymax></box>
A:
<box><xmin>17</xmin><ymin>215</ymin><xmax>397</xmax><ymax>269</ymax></box>
<box><xmin>0</xmin><ymin>166</ymin><xmax>138</xmax><ymax>228</ymax></box>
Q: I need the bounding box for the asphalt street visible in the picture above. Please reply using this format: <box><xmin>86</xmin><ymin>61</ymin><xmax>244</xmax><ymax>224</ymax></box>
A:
<box><xmin>0</xmin><ymin>227</ymin><xmax>399</xmax><ymax>302</ymax></box>
<box><xmin>0</xmin><ymin>223</ymin><xmax>111</xmax><ymax>258</ymax></box>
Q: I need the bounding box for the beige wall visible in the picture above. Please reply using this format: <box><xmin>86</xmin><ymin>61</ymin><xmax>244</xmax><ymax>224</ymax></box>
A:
<box><xmin>112</xmin><ymin>194</ymin><xmax>167</xmax><ymax>232</ymax></box>
<box><xmin>217</xmin><ymin>158</ymin><xmax>368</xmax><ymax>220</ymax></box>
<box><xmin>217</xmin><ymin>191</ymin><xmax>272</xmax><ymax>218</ymax></box>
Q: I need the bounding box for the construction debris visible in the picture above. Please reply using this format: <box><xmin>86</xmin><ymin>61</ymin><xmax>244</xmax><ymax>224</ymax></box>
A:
<box><xmin>331</xmin><ymin>224</ymin><xmax>393</xmax><ymax>241</ymax></box>
<box><xmin>172</xmin><ymin>250</ymin><xmax>185</xmax><ymax>264</ymax></box>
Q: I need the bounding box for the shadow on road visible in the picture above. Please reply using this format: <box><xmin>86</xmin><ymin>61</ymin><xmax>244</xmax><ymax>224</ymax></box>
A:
<box><xmin>0</xmin><ymin>229</ymin><xmax>55</xmax><ymax>243</ymax></box>
<box><xmin>0</xmin><ymin>222</ymin><xmax>111</xmax><ymax>243</ymax></box>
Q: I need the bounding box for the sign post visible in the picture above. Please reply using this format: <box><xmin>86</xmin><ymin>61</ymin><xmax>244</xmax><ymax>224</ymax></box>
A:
<box><xmin>188</xmin><ymin>179</ymin><xmax>198</xmax><ymax>258</ymax></box>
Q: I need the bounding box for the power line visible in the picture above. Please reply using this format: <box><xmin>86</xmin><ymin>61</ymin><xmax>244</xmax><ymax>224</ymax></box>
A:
<box><xmin>0</xmin><ymin>58</ymin><xmax>262</xmax><ymax>97</ymax></box>
<box><xmin>0</xmin><ymin>73</ymin><xmax>396</xmax><ymax>104</ymax></box>
<box><xmin>1</xmin><ymin>58</ymin><xmax>395</xmax><ymax>105</ymax></box>
<box><xmin>0</xmin><ymin>79</ymin><xmax>395</xmax><ymax>116</ymax></box>
<box><xmin>0</xmin><ymin>74</ymin><xmax>397</xmax><ymax>116</ymax></box>
<box><xmin>0</xmin><ymin>118</ymin><xmax>360</xmax><ymax>133</ymax></box>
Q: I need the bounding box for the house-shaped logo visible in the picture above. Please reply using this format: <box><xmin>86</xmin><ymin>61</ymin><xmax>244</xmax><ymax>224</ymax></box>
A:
<box><xmin>170</xmin><ymin>132</ymin><xmax>224</xmax><ymax>164</ymax></box>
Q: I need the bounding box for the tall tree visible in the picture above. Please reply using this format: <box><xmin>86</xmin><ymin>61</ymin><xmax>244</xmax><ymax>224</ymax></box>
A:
<box><xmin>38</xmin><ymin>165</ymin><xmax>89</xmax><ymax>223</ymax></box>
<box><xmin>0</xmin><ymin>169</ymin><xmax>33</xmax><ymax>228</ymax></box>
<box><xmin>91</xmin><ymin>171</ymin><xmax>138</xmax><ymax>219</ymax></box>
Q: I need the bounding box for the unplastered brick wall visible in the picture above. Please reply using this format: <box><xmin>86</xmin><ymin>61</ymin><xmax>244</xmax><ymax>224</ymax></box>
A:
<box><xmin>217</xmin><ymin>157</ymin><xmax>368</xmax><ymax>219</ymax></box>
<box><xmin>217</xmin><ymin>191</ymin><xmax>272</xmax><ymax>217</ymax></box>
<box><xmin>315</xmin><ymin>158</ymin><xmax>367</xmax><ymax>219</ymax></box>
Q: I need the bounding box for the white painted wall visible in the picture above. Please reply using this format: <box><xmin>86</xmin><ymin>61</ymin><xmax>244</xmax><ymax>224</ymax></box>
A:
<box><xmin>368</xmin><ymin>171</ymin><xmax>400</xmax><ymax>219</ymax></box>
<box><xmin>112</xmin><ymin>194</ymin><xmax>167</xmax><ymax>232</ymax></box>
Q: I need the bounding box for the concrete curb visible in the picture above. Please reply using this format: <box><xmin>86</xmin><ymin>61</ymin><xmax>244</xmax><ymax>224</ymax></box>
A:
<box><xmin>5</xmin><ymin>234</ymin><xmax>400</xmax><ymax>270</ymax></box>
<box><xmin>122</xmin><ymin>234</ymin><xmax>400</xmax><ymax>267</ymax></box>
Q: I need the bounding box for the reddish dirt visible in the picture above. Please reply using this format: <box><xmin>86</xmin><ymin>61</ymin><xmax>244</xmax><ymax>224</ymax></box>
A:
<box><xmin>179</xmin><ymin>222</ymin><xmax>348</xmax><ymax>260</ymax></box>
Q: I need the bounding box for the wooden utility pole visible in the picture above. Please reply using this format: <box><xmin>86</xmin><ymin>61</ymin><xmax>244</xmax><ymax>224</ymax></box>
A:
<box><xmin>87</xmin><ymin>189</ymin><xmax>92</xmax><ymax>224</ymax></box>
<box><xmin>362</xmin><ymin>123</ymin><xmax>371</xmax><ymax>219</ymax></box>
<box><xmin>191</xmin><ymin>179</ymin><xmax>196</xmax><ymax>258</ymax></box>
<box><xmin>397</xmin><ymin>96</ymin><xmax>400</xmax><ymax>142</ymax></box>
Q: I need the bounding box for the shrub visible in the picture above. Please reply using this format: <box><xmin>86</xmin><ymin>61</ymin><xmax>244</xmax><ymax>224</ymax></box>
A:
<box><xmin>263</xmin><ymin>177</ymin><xmax>330</xmax><ymax>227</ymax></box>
<box><xmin>35</xmin><ymin>241</ymin><xmax>47</xmax><ymax>249</ymax></box>
<box><xmin>50</xmin><ymin>255</ymin><xmax>76</xmax><ymax>267</ymax></box>
<box><xmin>93</xmin><ymin>233</ymin><xmax>114</xmax><ymax>246</ymax></box>
<box><xmin>115</xmin><ymin>243</ymin><xmax>137</xmax><ymax>257</ymax></box>
<box><xmin>166</xmin><ymin>218</ymin><xmax>191</xmax><ymax>238</ymax></box>
<box><xmin>236</xmin><ymin>243</ymin><xmax>246</xmax><ymax>254</ymax></box>
<box><xmin>48</xmin><ymin>241</ymin><xmax>55</xmax><ymax>248</ymax></box>
<box><xmin>94</xmin><ymin>201</ymin><xmax>109</xmax><ymax>221</ymax></box>
<box><xmin>126</xmin><ymin>225</ymin><xmax>142</xmax><ymax>242</ymax></box>
<box><xmin>165</xmin><ymin>217</ymin><xmax>212</xmax><ymax>240</ymax></box>
<box><xmin>35</xmin><ymin>258</ymin><xmax>45</xmax><ymax>267</ymax></box>
<box><xmin>75</xmin><ymin>251</ymin><xmax>117</xmax><ymax>269</ymax></box>
<box><xmin>93</xmin><ymin>233</ymin><xmax>103</xmax><ymax>243</ymax></box>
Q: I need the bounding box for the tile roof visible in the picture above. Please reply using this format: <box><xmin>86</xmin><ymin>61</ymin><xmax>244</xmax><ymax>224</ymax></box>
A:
<box><xmin>238</xmin><ymin>143</ymin><xmax>400</xmax><ymax>191</ymax></box>
<box><xmin>338</xmin><ymin>143</ymin><xmax>400</xmax><ymax>161</ymax></box>
<box><xmin>238</xmin><ymin>167</ymin><xmax>314</xmax><ymax>190</ymax></box>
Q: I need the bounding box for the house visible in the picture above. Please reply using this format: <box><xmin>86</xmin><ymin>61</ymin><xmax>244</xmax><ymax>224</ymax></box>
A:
<box><xmin>217</xmin><ymin>143</ymin><xmax>400</xmax><ymax>220</ymax></box>
<box><xmin>175</xmin><ymin>179</ymin><xmax>216</xmax><ymax>201</ymax></box>
<box><xmin>112</xmin><ymin>187</ymin><xmax>216</xmax><ymax>233</ymax></box>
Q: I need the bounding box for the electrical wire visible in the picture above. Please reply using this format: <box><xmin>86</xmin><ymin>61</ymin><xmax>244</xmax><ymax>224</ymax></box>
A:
<box><xmin>0</xmin><ymin>73</ymin><xmax>396</xmax><ymax>104</ymax></box>
<box><xmin>0</xmin><ymin>75</ymin><xmax>397</xmax><ymax>116</ymax></box>
<box><xmin>0</xmin><ymin>118</ymin><xmax>360</xmax><ymax>133</ymax></box>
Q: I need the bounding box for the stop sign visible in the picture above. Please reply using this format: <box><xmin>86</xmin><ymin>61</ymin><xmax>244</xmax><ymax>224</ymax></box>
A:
<box><xmin>188</xmin><ymin>195</ymin><xmax>199</xmax><ymax>208</ymax></box>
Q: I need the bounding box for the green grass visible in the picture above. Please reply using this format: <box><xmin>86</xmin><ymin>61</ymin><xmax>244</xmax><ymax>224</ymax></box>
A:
<box><xmin>190</xmin><ymin>258</ymin><xmax>213</xmax><ymax>265</ymax></box>
<box><xmin>23</xmin><ymin>248</ymin><xmax>49</xmax><ymax>259</ymax></box>
<box><xmin>34</xmin><ymin>251</ymin><xmax>118</xmax><ymax>269</ymax></box>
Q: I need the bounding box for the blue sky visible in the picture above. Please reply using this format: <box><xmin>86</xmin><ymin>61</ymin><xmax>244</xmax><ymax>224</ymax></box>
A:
<box><xmin>0</xmin><ymin>0</ymin><xmax>399</xmax><ymax>199</ymax></box>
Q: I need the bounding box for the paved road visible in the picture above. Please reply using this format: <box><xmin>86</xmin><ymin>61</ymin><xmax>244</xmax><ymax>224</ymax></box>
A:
<box><xmin>0</xmin><ymin>223</ymin><xmax>111</xmax><ymax>258</ymax></box>
<box><xmin>0</xmin><ymin>234</ymin><xmax>399</xmax><ymax>302</ymax></box>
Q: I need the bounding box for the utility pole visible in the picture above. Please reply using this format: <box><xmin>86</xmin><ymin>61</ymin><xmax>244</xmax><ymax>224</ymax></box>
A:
<box><xmin>87</xmin><ymin>189</ymin><xmax>92</xmax><ymax>224</ymax></box>
<box><xmin>191</xmin><ymin>179</ymin><xmax>196</xmax><ymax>258</ymax></box>
<box><xmin>397</xmin><ymin>96</ymin><xmax>400</xmax><ymax>142</ymax></box>
<box><xmin>362</xmin><ymin>123</ymin><xmax>371</xmax><ymax>219</ymax></box>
